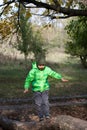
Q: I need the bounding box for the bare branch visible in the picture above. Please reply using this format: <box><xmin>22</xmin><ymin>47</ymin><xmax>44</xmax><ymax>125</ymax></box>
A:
<box><xmin>21</xmin><ymin>0</ymin><xmax>87</xmax><ymax>16</ymax></box>
<box><xmin>50</xmin><ymin>15</ymin><xmax>73</xmax><ymax>19</ymax></box>
<box><xmin>0</xmin><ymin>0</ymin><xmax>15</xmax><ymax>7</ymax></box>
<box><xmin>0</xmin><ymin>6</ymin><xmax>7</xmax><ymax>16</ymax></box>
<box><xmin>17</xmin><ymin>2</ymin><xmax>21</xmax><ymax>31</ymax></box>
<box><xmin>21</xmin><ymin>0</ymin><xmax>57</xmax><ymax>11</ymax></box>
<box><xmin>0</xmin><ymin>0</ymin><xmax>15</xmax><ymax>17</ymax></box>
<box><xmin>60</xmin><ymin>7</ymin><xmax>87</xmax><ymax>17</ymax></box>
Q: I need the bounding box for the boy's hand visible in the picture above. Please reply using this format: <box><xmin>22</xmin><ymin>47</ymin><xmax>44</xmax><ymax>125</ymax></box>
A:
<box><xmin>61</xmin><ymin>78</ymin><xmax>68</xmax><ymax>82</ymax></box>
<box><xmin>24</xmin><ymin>89</ymin><xmax>29</xmax><ymax>93</ymax></box>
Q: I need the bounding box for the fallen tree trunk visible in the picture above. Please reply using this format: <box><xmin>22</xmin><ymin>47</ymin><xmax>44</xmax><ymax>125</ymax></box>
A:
<box><xmin>0</xmin><ymin>115</ymin><xmax>37</xmax><ymax>130</ymax></box>
<box><xmin>0</xmin><ymin>115</ymin><xmax>87</xmax><ymax>130</ymax></box>
<box><xmin>55</xmin><ymin>115</ymin><xmax>87</xmax><ymax>130</ymax></box>
<box><xmin>0</xmin><ymin>115</ymin><xmax>60</xmax><ymax>130</ymax></box>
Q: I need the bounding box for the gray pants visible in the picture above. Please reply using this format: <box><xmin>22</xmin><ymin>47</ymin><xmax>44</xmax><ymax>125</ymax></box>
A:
<box><xmin>33</xmin><ymin>90</ymin><xmax>49</xmax><ymax>118</ymax></box>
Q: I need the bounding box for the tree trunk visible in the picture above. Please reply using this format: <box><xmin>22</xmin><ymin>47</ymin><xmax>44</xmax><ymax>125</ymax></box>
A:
<box><xmin>0</xmin><ymin>115</ymin><xmax>87</xmax><ymax>130</ymax></box>
<box><xmin>24</xmin><ymin>54</ymin><xmax>28</xmax><ymax>70</ymax></box>
<box><xmin>80</xmin><ymin>55</ymin><xmax>87</xmax><ymax>69</ymax></box>
<box><xmin>0</xmin><ymin>115</ymin><xmax>36</xmax><ymax>130</ymax></box>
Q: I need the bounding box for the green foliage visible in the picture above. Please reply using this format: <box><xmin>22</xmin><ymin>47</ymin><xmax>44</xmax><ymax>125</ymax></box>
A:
<box><xmin>65</xmin><ymin>16</ymin><xmax>87</xmax><ymax>68</ymax></box>
<box><xmin>17</xmin><ymin>16</ymin><xmax>33</xmax><ymax>56</ymax></box>
<box><xmin>31</xmin><ymin>30</ymin><xmax>46</xmax><ymax>60</ymax></box>
<box><xmin>14</xmin><ymin>5</ymin><xmax>46</xmax><ymax>65</ymax></box>
<box><xmin>0</xmin><ymin>19</ymin><xmax>14</xmax><ymax>40</ymax></box>
<box><xmin>14</xmin><ymin>9</ymin><xmax>33</xmax><ymax>66</ymax></box>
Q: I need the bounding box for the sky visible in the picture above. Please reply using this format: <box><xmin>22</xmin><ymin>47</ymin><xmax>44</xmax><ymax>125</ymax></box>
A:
<box><xmin>0</xmin><ymin>0</ymin><xmax>3</xmax><ymax>4</ymax></box>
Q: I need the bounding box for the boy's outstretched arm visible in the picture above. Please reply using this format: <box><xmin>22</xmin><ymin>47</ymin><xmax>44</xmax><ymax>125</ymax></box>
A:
<box><xmin>48</xmin><ymin>67</ymin><xmax>68</xmax><ymax>82</ymax></box>
<box><xmin>24</xmin><ymin>89</ymin><xmax>29</xmax><ymax>93</ymax></box>
<box><xmin>61</xmin><ymin>78</ymin><xmax>68</xmax><ymax>82</ymax></box>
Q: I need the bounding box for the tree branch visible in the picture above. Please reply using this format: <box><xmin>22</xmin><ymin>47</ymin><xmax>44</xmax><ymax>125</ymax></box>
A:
<box><xmin>21</xmin><ymin>0</ymin><xmax>87</xmax><ymax>16</ymax></box>
<box><xmin>0</xmin><ymin>0</ymin><xmax>15</xmax><ymax>17</ymax></box>
<box><xmin>0</xmin><ymin>0</ymin><xmax>15</xmax><ymax>7</ymax></box>
<box><xmin>0</xmin><ymin>0</ymin><xmax>87</xmax><ymax>20</ymax></box>
<box><xmin>49</xmin><ymin>15</ymin><xmax>73</xmax><ymax>19</ymax></box>
<box><xmin>17</xmin><ymin>2</ymin><xmax>21</xmax><ymax>31</ymax></box>
<box><xmin>60</xmin><ymin>7</ymin><xmax>87</xmax><ymax>17</ymax></box>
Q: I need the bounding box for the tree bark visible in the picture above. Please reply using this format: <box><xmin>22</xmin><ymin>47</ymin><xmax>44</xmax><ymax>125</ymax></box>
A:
<box><xmin>0</xmin><ymin>115</ymin><xmax>87</xmax><ymax>130</ymax></box>
<box><xmin>0</xmin><ymin>115</ymin><xmax>36</xmax><ymax>130</ymax></box>
<box><xmin>0</xmin><ymin>0</ymin><xmax>87</xmax><ymax>18</ymax></box>
<box><xmin>80</xmin><ymin>55</ymin><xmax>87</xmax><ymax>69</ymax></box>
<box><xmin>23</xmin><ymin>0</ymin><xmax>87</xmax><ymax>17</ymax></box>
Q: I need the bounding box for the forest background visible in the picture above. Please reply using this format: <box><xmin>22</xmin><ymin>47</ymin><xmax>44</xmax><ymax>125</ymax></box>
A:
<box><xmin>0</xmin><ymin>0</ymin><xmax>87</xmax><ymax>98</ymax></box>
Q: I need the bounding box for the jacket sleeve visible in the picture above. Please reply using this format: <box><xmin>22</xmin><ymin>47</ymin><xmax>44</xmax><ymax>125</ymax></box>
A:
<box><xmin>47</xmin><ymin>67</ymin><xmax>62</xmax><ymax>79</ymax></box>
<box><xmin>24</xmin><ymin>69</ymin><xmax>35</xmax><ymax>89</ymax></box>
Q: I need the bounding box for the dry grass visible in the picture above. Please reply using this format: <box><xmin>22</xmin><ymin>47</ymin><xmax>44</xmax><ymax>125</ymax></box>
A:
<box><xmin>0</xmin><ymin>46</ymin><xmax>87</xmax><ymax>98</ymax></box>
<box><xmin>0</xmin><ymin>53</ymin><xmax>87</xmax><ymax>98</ymax></box>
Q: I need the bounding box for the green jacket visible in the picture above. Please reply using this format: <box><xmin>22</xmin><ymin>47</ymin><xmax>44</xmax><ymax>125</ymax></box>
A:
<box><xmin>24</xmin><ymin>65</ymin><xmax>62</xmax><ymax>92</ymax></box>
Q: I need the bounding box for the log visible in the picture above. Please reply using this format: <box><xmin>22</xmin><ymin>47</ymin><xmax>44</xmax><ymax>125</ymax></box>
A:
<box><xmin>0</xmin><ymin>115</ymin><xmax>87</xmax><ymax>130</ymax></box>
<box><xmin>0</xmin><ymin>115</ymin><xmax>37</xmax><ymax>130</ymax></box>
<box><xmin>55</xmin><ymin>115</ymin><xmax>87</xmax><ymax>130</ymax></box>
<box><xmin>0</xmin><ymin>115</ymin><xmax>58</xmax><ymax>130</ymax></box>
<box><xmin>0</xmin><ymin>115</ymin><xmax>60</xmax><ymax>130</ymax></box>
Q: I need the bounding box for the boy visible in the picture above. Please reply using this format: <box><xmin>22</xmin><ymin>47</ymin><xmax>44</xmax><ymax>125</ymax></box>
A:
<box><xmin>24</xmin><ymin>59</ymin><xmax>68</xmax><ymax>121</ymax></box>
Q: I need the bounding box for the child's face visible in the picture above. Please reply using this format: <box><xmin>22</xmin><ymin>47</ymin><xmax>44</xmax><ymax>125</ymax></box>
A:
<box><xmin>38</xmin><ymin>64</ymin><xmax>45</xmax><ymax>70</ymax></box>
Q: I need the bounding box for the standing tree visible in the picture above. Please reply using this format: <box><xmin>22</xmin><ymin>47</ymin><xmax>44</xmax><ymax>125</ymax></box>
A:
<box><xmin>14</xmin><ymin>5</ymin><xmax>46</xmax><ymax>67</ymax></box>
<box><xmin>14</xmin><ymin>6</ymin><xmax>33</xmax><ymax>67</ymax></box>
<box><xmin>65</xmin><ymin>15</ymin><xmax>87</xmax><ymax>68</ymax></box>
<box><xmin>31</xmin><ymin>30</ymin><xmax>46</xmax><ymax>61</ymax></box>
